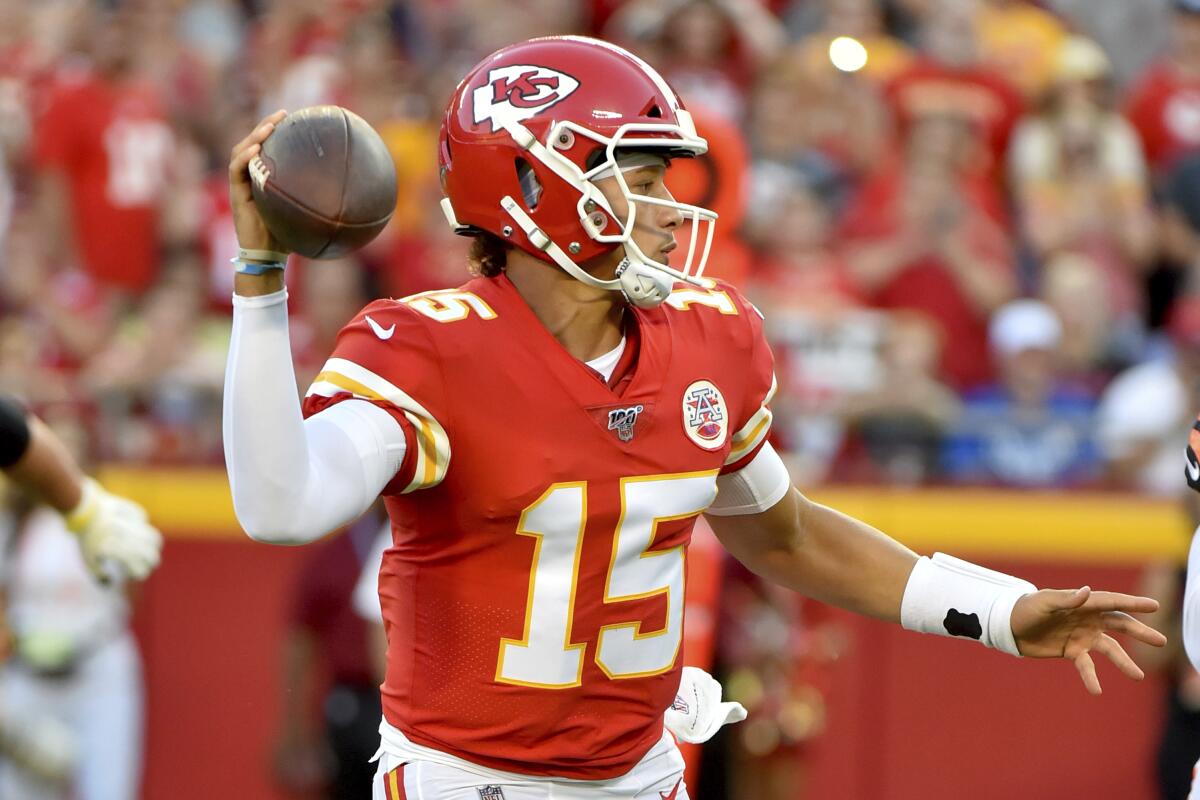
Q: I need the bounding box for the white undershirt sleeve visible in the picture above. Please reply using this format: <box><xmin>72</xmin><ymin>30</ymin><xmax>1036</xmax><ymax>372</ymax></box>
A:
<box><xmin>223</xmin><ymin>289</ymin><xmax>407</xmax><ymax>544</ymax></box>
<box><xmin>706</xmin><ymin>441</ymin><xmax>792</xmax><ymax>517</ymax></box>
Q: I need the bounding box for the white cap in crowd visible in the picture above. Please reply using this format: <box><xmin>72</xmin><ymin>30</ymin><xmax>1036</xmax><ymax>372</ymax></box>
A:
<box><xmin>989</xmin><ymin>299</ymin><xmax>1063</xmax><ymax>357</ymax></box>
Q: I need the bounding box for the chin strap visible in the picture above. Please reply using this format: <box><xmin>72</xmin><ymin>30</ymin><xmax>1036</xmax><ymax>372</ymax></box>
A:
<box><xmin>615</xmin><ymin>257</ymin><xmax>674</xmax><ymax>308</ymax></box>
<box><xmin>499</xmin><ymin>195</ymin><xmax>680</xmax><ymax>308</ymax></box>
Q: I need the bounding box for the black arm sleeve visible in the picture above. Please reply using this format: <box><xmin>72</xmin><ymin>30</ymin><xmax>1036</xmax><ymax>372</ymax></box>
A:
<box><xmin>0</xmin><ymin>394</ymin><xmax>32</xmax><ymax>468</ymax></box>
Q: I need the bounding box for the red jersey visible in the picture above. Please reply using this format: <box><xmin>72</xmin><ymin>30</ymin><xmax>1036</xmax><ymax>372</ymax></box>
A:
<box><xmin>1124</xmin><ymin>62</ymin><xmax>1200</xmax><ymax>171</ymax></box>
<box><xmin>885</xmin><ymin>58</ymin><xmax>1024</xmax><ymax>182</ymax></box>
<box><xmin>33</xmin><ymin>67</ymin><xmax>172</xmax><ymax>293</ymax></box>
<box><xmin>302</xmin><ymin>274</ymin><xmax>775</xmax><ymax>779</ymax></box>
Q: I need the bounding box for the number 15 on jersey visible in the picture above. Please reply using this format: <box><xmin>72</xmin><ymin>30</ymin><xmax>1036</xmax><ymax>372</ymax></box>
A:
<box><xmin>496</xmin><ymin>471</ymin><xmax>718</xmax><ymax>688</ymax></box>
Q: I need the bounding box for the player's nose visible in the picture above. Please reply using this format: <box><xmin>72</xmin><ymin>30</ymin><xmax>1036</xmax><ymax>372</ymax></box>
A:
<box><xmin>657</xmin><ymin>190</ymin><xmax>684</xmax><ymax>230</ymax></box>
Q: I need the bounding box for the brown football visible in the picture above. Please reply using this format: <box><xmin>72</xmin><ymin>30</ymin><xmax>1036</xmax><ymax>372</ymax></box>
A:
<box><xmin>249</xmin><ymin>106</ymin><xmax>397</xmax><ymax>259</ymax></box>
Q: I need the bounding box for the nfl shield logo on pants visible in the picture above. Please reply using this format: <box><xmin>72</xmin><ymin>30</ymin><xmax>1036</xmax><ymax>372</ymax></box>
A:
<box><xmin>478</xmin><ymin>787</ymin><xmax>505</xmax><ymax>800</ymax></box>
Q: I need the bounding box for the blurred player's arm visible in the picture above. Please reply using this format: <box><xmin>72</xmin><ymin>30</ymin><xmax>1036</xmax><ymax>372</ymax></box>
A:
<box><xmin>2</xmin><ymin>395</ymin><xmax>82</xmax><ymax>513</ymax></box>
<box><xmin>0</xmin><ymin>395</ymin><xmax>161</xmax><ymax>580</ymax></box>
<box><xmin>707</xmin><ymin>443</ymin><xmax>1166</xmax><ymax>694</ymax></box>
<box><xmin>223</xmin><ymin>113</ymin><xmax>406</xmax><ymax>544</ymax></box>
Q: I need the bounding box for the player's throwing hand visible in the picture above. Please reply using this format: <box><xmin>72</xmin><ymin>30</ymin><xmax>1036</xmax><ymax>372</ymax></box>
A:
<box><xmin>1010</xmin><ymin>586</ymin><xmax>1166</xmax><ymax>695</ymax></box>
<box><xmin>227</xmin><ymin>110</ymin><xmax>288</xmax><ymax>253</ymax></box>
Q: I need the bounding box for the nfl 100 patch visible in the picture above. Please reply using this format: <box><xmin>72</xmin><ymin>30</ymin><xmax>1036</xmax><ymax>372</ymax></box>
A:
<box><xmin>606</xmin><ymin>404</ymin><xmax>645</xmax><ymax>442</ymax></box>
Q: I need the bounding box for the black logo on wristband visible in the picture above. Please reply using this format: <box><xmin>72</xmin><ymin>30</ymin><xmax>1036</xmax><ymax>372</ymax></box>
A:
<box><xmin>944</xmin><ymin>609</ymin><xmax>982</xmax><ymax>640</ymax></box>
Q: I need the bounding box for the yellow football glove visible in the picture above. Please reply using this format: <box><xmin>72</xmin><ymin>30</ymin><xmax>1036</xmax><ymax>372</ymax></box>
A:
<box><xmin>64</xmin><ymin>478</ymin><xmax>162</xmax><ymax>582</ymax></box>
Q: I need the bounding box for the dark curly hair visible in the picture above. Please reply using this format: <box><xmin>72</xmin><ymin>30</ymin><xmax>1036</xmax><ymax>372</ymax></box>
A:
<box><xmin>468</xmin><ymin>232</ymin><xmax>510</xmax><ymax>277</ymax></box>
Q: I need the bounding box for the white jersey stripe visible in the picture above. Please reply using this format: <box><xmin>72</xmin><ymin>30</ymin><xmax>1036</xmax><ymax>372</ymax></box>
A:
<box><xmin>306</xmin><ymin>357</ymin><xmax>450</xmax><ymax>492</ymax></box>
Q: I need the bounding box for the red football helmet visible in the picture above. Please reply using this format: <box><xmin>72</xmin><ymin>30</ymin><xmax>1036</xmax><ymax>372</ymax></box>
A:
<box><xmin>438</xmin><ymin>36</ymin><xmax>718</xmax><ymax>307</ymax></box>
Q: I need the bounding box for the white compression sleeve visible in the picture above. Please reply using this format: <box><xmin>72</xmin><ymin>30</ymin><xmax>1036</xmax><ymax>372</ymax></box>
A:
<box><xmin>707</xmin><ymin>442</ymin><xmax>792</xmax><ymax>516</ymax></box>
<box><xmin>223</xmin><ymin>290</ymin><xmax>407</xmax><ymax>544</ymax></box>
<box><xmin>1184</xmin><ymin>525</ymin><xmax>1200</xmax><ymax>672</ymax></box>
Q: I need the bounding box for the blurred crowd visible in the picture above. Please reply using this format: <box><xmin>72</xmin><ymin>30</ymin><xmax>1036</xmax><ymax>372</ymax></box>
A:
<box><xmin>1</xmin><ymin>0</ymin><xmax>1198</xmax><ymax>499</ymax></box>
<box><xmin>4</xmin><ymin>1</ymin><xmax>1200</xmax><ymax>797</ymax></box>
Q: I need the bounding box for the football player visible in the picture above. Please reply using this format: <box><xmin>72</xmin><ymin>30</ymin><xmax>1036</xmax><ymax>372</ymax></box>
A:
<box><xmin>223</xmin><ymin>37</ymin><xmax>1166</xmax><ymax>799</ymax></box>
<box><xmin>0</xmin><ymin>394</ymin><xmax>161</xmax><ymax>582</ymax></box>
<box><xmin>0</xmin><ymin>393</ymin><xmax>160</xmax><ymax>798</ymax></box>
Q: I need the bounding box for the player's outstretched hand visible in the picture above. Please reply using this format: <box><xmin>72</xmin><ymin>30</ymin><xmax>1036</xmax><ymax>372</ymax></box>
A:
<box><xmin>228</xmin><ymin>110</ymin><xmax>288</xmax><ymax>253</ymax></box>
<box><xmin>1010</xmin><ymin>586</ymin><xmax>1166</xmax><ymax>695</ymax></box>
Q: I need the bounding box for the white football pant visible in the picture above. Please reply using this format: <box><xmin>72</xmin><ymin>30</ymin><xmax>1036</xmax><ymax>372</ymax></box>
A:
<box><xmin>372</xmin><ymin>729</ymin><xmax>689</xmax><ymax>800</ymax></box>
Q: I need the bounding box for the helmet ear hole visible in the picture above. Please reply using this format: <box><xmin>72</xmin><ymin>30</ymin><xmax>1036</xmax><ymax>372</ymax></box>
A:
<box><xmin>515</xmin><ymin>158</ymin><xmax>543</xmax><ymax>210</ymax></box>
<box><xmin>646</xmin><ymin>104</ymin><xmax>663</xmax><ymax>118</ymax></box>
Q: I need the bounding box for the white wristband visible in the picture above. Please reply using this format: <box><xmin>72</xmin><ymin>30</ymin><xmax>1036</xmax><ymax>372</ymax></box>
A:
<box><xmin>900</xmin><ymin>553</ymin><xmax>1036</xmax><ymax>656</ymax></box>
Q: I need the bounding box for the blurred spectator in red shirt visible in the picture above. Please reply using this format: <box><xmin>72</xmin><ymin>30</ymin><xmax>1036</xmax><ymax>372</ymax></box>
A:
<box><xmin>884</xmin><ymin>0</ymin><xmax>1024</xmax><ymax>184</ymax></box>
<box><xmin>842</xmin><ymin>114</ymin><xmax>1016</xmax><ymax>389</ymax></box>
<box><xmin>746</xmin><ymin>182</ymin><xmax>860</xmax><ymax>311</ymax></box>
<box><xmin>32</xmin><ymin>4</ymin><xmax>173</xmax><ymax>296</ymax></box>
<box><xmin>1009</xmin><ymin>36</ymin><xmax>1157</xmax><ymax>333</ymax></box>
<box><xmin>747</xmin><ymin>179</ymin><xmax>880</xmax><ymax>485</ymax></box>
<box><xmin>0</xmin><ymin>211</ymin><xmax>118</xmax><ymax>380</ymax></box>
<box><xmin>1124</xmin><ymin>0</ymin><xmax>1200</xmax><ymax>175</ymax></box>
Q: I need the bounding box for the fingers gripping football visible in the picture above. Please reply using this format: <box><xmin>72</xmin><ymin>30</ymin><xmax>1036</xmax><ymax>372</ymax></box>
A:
<box><xmin>228</xmin><ymin>110</ymin><xmax>288</xmax><ymax>254</ymax></box>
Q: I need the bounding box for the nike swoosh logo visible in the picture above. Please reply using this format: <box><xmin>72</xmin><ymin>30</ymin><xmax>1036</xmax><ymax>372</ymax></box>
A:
<box><xmin>1188</xmin><ymin>452</ymin><xmax>1200</xmax><ymax>484</ymax></box>
<box><xmin>365</xmin><ymin>314</ymin><xmax>395</xmax><ymax>340</ymax></box>
<box><xmin>660</xmin><ymin>778</ymin><xmax>683</xmax><ymax>800</ymax></box>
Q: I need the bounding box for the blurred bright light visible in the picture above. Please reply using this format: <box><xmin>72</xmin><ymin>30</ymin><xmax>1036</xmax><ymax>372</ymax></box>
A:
<box><xmin>829</xmin><ymin>36</ymin><xmax>868</xmax><ymax>73</ymax></box>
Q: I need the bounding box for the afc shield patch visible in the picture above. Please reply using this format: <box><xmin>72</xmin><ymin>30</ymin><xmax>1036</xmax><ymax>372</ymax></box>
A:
<box><xmin>682</xmin><ymin>380</ymin><xmax>728</xmax><ymax>450</ymax></box>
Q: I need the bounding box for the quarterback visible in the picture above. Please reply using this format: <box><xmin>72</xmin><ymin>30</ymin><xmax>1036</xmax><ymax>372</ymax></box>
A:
<box><xmin>223</xmin><ymin>37</ymin><xmax>1166</xmax><ymax>799</ymax></box>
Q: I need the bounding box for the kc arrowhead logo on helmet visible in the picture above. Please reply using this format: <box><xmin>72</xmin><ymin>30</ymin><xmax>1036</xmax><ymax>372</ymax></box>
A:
<box><xmin>473</xmin><ymin>65</ymin><xmax>580</xmax><ymax>133</ymax></box>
